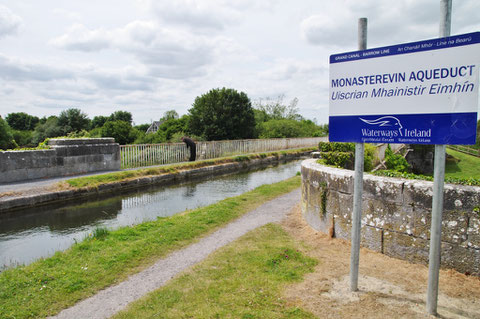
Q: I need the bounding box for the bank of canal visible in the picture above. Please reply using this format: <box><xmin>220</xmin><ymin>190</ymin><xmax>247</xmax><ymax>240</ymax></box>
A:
<box><xmin>0</xmin><ymin>158</ymin><xmax>304</xmax><ymax>270</ymax></box>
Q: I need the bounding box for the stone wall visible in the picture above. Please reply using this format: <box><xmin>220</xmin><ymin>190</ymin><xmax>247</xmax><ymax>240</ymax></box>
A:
<box><xmin>0</xmin><ymin>138</ymin><xmax>120</xmax><ymax>183</ymax></box>
<box><xmin>301</xmin><ymin>158</ymin><xmax>480</xmax><ymax>276</ymax></box>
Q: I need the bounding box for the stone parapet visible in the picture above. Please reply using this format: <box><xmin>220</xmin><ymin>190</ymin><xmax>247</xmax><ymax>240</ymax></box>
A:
<box><xmin>0</xmin><ymin>138</ymin><xmax>120</xmax><ymax>183</ymax></box>
<box><xmin>301</xmin><ymin>158</ymin><xmax>480</xmax><ymax>276</ymax></box>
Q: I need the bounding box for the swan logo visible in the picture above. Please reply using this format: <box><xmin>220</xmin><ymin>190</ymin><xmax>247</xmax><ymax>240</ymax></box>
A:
<box><xmin>360</xmin><ymin>116</ymin><xmax>403</xmax><ymax>137</ymax></box>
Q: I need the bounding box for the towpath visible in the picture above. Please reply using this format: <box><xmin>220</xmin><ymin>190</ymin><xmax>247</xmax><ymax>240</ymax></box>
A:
<box><xmin>48</xmin><ymin>188</ymin><xmax>301</xmax><ymax>319</ymax></box>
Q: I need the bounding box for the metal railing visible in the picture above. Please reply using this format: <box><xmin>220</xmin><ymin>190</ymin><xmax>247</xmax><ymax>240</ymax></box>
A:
<box><xmin>120</xmin><ymin>137</ymin><xmax>327</xmax><ymax>169</ymax></box>
<box><xmin>447</xmin><ymin>145</ymin><xmax>480</xmax><ymax>157</ymax></box>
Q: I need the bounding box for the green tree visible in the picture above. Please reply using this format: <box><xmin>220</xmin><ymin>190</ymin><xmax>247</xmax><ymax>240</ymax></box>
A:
<box><xmin>12</xmin><ymin>130</ymin><xmax>34</xmax><ymax>147</ymax></box>
<box><xmin>188</xmin><ymin>88</ymin><xmax>255</xmax><ymax>140</ymax></box>
<box><xmin>254</xmin><ymin>95</ymin><xmax>302</xmax><ymax>121</ymax></box>
<box><xmin>161</xmin><ymin>110</ymin><xmax>179</xmax><ymax>122</ymax></box>
<box><xmin>90</xmin><ymin>115</ymin><xmax>108</xmax><ymax>129</ymax></box>
<box><xmin>0</xmin><ymin>116</ymin><xmax>18</xmax><ymax>150</ymax></box>
<box><xmin>5</xmin><ymin>112</ymin><xmax>40</xmax><ymax>131</ymax></box>
<box><xmin>101</xmin><ymin>120</ymin><xmax>136</xmax><ymax>145</ymax></box>
<box><xmin>134</xmin><ymin>123</ymin><xmax>151</xmax><ymax>132</ymax></box>
<box><xmin>57</xmin><ymin>108</ymin><xmax>90</xmax><ymax>135</ymax></box>
<box><xmin>257</xmin><ymin>119</ymin><xmax>325</xmax><ymax>138</ymax></box>
<box><xmin>32</xmin><ymin>116</ymin><xmax>63</xmax><ymax>144</ymax></box>
<box><xmin>108</xmin><ymin>111</ymin><xmax>132</xmax><ymax>124</ymax></box>
<box><xmin>258</xmin><ymin>119</ymin><xmax>305</xmax><ymax>138</ymax></box>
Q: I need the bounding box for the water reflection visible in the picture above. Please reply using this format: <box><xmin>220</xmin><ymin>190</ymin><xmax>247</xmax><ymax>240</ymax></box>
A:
<box><xmin>0</xmin><ymin>160</ymin><xmax>301</xmax><ymax>270</ymax></box>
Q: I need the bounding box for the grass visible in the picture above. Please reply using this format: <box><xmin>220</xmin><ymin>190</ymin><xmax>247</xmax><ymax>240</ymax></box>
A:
<box><xmin>113</xmin><ymin>224</ymin><xmax>317</xmax><ymax>319</ymax></box>
<box><xmin>0</xmin><ymin>176</ymin><xmax>301</xmax><ymax>319</ymax></box>
<box><xmin>445</xmin><ymin>148</ymin><xmax>480</xmax><ymax>179</ymax></box>
<box><xmin>63</xmin><ymin>148</ymin><xmax>314</xmax><ymax>189</ymax></box>
<box><xmin>372</xmin><ymin>148</ymin><xmax>480</xmax><ymax>186</ymax></box>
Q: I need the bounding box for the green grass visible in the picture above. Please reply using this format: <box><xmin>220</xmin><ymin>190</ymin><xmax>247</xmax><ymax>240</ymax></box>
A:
<box><xmin>445</xmin><ymin>148</ymin><xmax>480</xmax><ymax>179</ymax></box>
<box><xmin>0</xmin><ymin>177</ymin><xmax>301</xmax><ymax>319</ymax></box>
<box><xmin>372</xmin><ymin>148</ymin><xmax>480</xmax><ymax>186</ymax></box>
<box><xmin>63</xmin><ymin>148</ymin><xmax>314</xmax><ymax>189</ymax></box>
<box><xmin>113</xmin><ymin>224</ymin><xmax>317</xmax><ymax>319</ymax></box>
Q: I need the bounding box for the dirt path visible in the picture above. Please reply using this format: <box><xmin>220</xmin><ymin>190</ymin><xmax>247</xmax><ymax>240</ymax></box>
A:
<box><xmin>282</xmin><ymin>205</ymin><xmax>480</xmax><ymax>319</ymax></box>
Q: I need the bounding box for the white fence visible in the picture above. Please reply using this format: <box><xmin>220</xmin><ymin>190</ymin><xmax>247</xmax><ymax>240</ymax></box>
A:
<box><xmin>120</xmin><ymin>137</ymin><xmax>326</xmax><ymax>169</ymax></box>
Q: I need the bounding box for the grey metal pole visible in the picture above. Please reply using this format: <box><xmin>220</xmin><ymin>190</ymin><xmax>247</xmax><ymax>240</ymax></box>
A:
<box><xmin>350</xmin><ymin>17</ymin><xmax>367</xmax><ymax>292</ymax></box>
<box><xmin>426</xmin><ymin>0</ymin><xmax>451</xmax><ymax>315</ymax></box>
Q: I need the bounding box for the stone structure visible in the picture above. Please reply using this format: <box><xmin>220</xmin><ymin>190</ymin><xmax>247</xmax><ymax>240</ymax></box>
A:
<box><xmin>0</xmin><ymin>138</ymin><xmax>120</xmax><ymax>183</ymax></box>
<box><xmin>301</xmin><ymin>158</ymin><xmax>480</xmax><ymax>276</ymax></box>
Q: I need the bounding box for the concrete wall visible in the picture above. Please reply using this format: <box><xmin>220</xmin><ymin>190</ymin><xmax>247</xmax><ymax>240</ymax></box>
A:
<box><xmin>0</xmin><ymin>138</ymin><xmax>120</xmax><ymax>183</ymax></box>
<box><xmin>301</xmin><ymin>159</ymin><xmax>480</xmax><ymax>276</ymax></box>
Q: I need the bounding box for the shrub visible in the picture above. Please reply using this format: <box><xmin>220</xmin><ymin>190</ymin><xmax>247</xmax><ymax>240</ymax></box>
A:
<box><xmin>320</xmin><ymin>151</ymin><xmax>354</xmax><ymax>169</ymax></box>
<box><xmin>384</xmin><ymin>144</ymin><xmax>410</xmax><ymax>173</ymax></box>
<box><xmin>318</xmin><ymin>142</ymin><xmax>375</xmax><ymax>171</ymax></box>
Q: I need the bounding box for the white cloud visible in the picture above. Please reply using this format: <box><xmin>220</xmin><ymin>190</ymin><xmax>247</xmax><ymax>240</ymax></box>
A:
<box><xmin>0</xmin><ymin>55</ymin><xmax>74</xmax><ymax>81</ymax></box>
<box><xmin>50</xmin><ymin>23</ymin><xmax>111</xmax><ymax>52</ymax></box>
<box><xmin>146</xmin><ymin>0</ymin><xmax>278</xmax><ymax>32</ymax></box>
<box><xmin>301</xmin><ymin>0</ymin><xmax>442</xmax><ymax>48</ymax></box>
<box><xmin>0</xmin><ymin>5</ymin><xmax>22</xmax><ymax>38</ymax></box>
<box><xmin>51</xmin><ymin>20</ymin><xmax>217</xmax><ymax>79</ymax></box>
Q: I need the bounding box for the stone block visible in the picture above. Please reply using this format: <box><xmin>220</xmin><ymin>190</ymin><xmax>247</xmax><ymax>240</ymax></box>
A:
<box><xmin>302</xmin><ymin>159</ymin><xmax>354</xmax><ymax>194</ymax></box>
<box><xmin>410</xmin><ymin>208</ymin><xmax>468</xmax><ymax>244</ymax></box>
<box><xmin>467</xmin><ymin>214</ymin><xmax>480</xmax><ymax>249</ymax></box>
<box><xmin>363</xmin><ymin>199</ymin><xmax>415</xmax><ymax>235</ymax></box>
<box><xmin>26</xmin><ymin>168</ymin><xmax>48</xmax><ymax>180</ymax></box>
<box><xmin>383</xmin><ymin>231</ymin><xmax>429</xmax><ymax>265</ymax></box>
<box><xmin>403</xmin><ymin>179</ymin><xmax>433</xmax><ymax>211</ymax></box>
<box><xmin>443</xmin><ymin>184</ymin><xmax>480</xmax><ymax>211</ymax></box>
<box><xmin>363</xmin><ymin>174</ymin><xmax>404</xmax><ymax>204</ymax></box>
<box><xmin>441</xmin><ymin>242</ymin><xmax>480</xmax><ymax>276</ymax></box>
<box><xmin>361</xmin><ymin>225</ymin><xmax>383</xmax><ymax>253</ymax></box>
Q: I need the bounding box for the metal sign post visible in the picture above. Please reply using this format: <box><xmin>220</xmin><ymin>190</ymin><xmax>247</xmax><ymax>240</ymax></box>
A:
<box><xmin>426</xmin><ymin>1</ymin><xmax>451</xmax><ymax>315</ymax></box>
<box><xmin>350</xmin><ymin>17</ymin><xmax>367</xmax><ymax>292</ymax></box>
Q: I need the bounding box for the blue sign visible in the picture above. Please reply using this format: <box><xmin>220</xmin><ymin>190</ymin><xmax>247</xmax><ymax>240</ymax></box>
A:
<box><xmin>329</xmin><ymin>32</ymin><xmax>480</xmax><ymax>145</ymax></box>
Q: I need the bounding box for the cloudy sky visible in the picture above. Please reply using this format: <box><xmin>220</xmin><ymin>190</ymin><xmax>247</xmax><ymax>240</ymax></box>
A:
<box><xmin>0</xmin><ymin>0</ymin><xmax>479</xmax><ymax>125</ymax></box>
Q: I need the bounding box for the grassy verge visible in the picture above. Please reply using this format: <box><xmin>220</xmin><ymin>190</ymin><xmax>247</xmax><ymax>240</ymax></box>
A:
<box><xmin>113</xmin><ymin>224</ymin><xmax>317</xmax><ymax>319</ymax></box>
<box><xmin>63</xmin><ymin>148</ymin><xmax>314</xmax><ymax>189</ymax></box>
<box><xmin>0</xmin><ymin>176</ymin><xmax>301</xmax><ymax>319</ymax></box>
<box><xmin>373</xmin><ymin>148</ymin><xmax>480</xmax><ymax>186</ymax></box>
<box><xmin>445</xmin><ymin>148</ymin><xmax>480</xmax><ymax>179</ymax></box>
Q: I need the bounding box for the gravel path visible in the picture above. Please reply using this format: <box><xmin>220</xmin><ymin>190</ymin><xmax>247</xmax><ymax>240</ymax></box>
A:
<box><xmin>49</xmin><ymin>188</ymin><xmax>301</xmax><ymax>319</ymax></box>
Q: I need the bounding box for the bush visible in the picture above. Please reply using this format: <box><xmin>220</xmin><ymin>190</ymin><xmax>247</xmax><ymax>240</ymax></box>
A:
<box><xmin>318</xmin><ymin>142</ymin><xmax>375</xmax><ymax>171</ymax></box>
<box><xmin>12</xmin><ymin>130</ymin><xmax>34</xmax><ymax>147</ymax></box>
<box><xmin>318</xmin><ymin>141</ymin><xmax>355</xmax><ymax>152</ymax></box>
<box><xmin>320</xmin><ymin>151</ymin><xmax>354</xmax><ymax>169</ymax></box>
<box><xmin>384</xmin><ymin>144</ymin><xmax>410</xmax><ymax>173</ymax></box>
<box><xmin>101</xmin><ymin>120</ymin><xmax>136</xmax><ymax>145</ymax></box>
<box><xmin>0</xmin><ymin>117</ymin><xmax>18</xmax><ymax>150</ymax></box>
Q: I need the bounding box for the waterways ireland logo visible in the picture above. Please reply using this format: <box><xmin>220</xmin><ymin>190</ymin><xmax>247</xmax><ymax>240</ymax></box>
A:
<box><xmin>359</xmin><ymin>116</ymin><xmax>403</xmax><ymax>139</ymax></box>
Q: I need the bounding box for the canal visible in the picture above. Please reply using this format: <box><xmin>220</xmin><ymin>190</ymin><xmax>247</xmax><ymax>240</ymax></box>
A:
<box><xmin>0</xmin><ymin>160</ymin><xmax>303</xmax><ymax>270</ymax></box>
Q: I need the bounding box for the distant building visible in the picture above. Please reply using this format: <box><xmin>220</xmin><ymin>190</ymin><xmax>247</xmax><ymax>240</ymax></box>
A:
<box><xmin>146</xmin><ymin>120</ymin><xmax>164</xmax><ymax>134</ymax></box>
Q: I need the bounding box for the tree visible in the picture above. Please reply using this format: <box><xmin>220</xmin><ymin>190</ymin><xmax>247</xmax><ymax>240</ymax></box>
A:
<box><xmin>108</xmin><ymin>111</ymin><xmax>132</xmax><ymax>124</ymax></box>
<box><xmin>0</xmin><ymin>116</ymin><xmax>18</xmax><ymax>150</ymax></box>
<box><xmin>5</xmin><ymin>112</ymin><xmax>39</xmax><ymax>131</ymax></box>
<box><xmin>32</xmin><ymin>116</ymin><xmax>63</xmax><ymax>144</ymax></box>
<box><xmin>161</xmin><ymin>110</ymin><xmax>179</xmax><ymax>122</ymax></box>
<box><xmin>101</xmin><ymin>120</ymin><xmax>136</xmax><ymax>145</ymax></box>
<box><xmin>90</xmin><ymin>115</ymin><xmax>108</xmax><ymax>129</ymax></box>
<box><xmin>188</xmin><ymin>88</ymin><xmax>255</xmax><ymax>140</ymax></box>
<box><xmin>254</xmin><ymin>95</ymin><xmax>302</xmax><ymax>121</ymax></box>
<box><xmin>57</xmin><ymin>108</ymin><xmax>90</xmax><ymax>135</ymax></box>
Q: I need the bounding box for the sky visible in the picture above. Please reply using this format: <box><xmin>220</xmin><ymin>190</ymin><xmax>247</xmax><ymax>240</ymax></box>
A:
<box><xmin>0</xmin><ymin>0</ymin><xmax>479</xmax><ymax>125</ymax></box>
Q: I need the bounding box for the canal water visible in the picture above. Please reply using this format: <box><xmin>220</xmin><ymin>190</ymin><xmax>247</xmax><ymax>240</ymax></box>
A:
<box><xmin>0</xmin><ymin>160</ymin><xmax>303</xmax><ymax>270</ymax></box>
